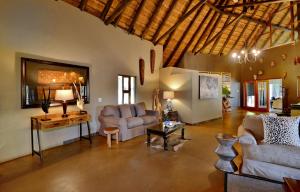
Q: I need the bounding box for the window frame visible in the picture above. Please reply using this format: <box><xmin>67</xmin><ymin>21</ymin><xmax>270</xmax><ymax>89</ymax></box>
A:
<box><xmin>118</xmin><ymin>74</ymin><xmax>136</xmax><ymax>104</ymax></box>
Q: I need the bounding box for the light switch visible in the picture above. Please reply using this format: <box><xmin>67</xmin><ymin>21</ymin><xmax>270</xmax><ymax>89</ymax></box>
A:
<box><xmin>98</xmin><ymin>98</ymin><xmax>102</xmax><ymax>103</ymax></box>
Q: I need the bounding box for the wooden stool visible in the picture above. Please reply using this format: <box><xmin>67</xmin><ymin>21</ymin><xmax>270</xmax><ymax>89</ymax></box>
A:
<box><xmin>103</xmin><ymin>127</ymin><xmax>119</xmax><ymax>148</ymax></box>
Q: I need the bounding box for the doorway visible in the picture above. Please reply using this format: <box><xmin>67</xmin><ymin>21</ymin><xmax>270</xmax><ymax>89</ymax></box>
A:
<box><xmin>243</xmin><ymin>79</ymin><xmax>282</xmax><ymax>112</ymax></box>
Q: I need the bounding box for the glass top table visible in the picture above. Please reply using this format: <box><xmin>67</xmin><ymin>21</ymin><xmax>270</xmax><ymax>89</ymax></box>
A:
<box><xmin>146</xmin><ymin>122</ymin><xmax>185</xmax><ymax>150</ymax></box>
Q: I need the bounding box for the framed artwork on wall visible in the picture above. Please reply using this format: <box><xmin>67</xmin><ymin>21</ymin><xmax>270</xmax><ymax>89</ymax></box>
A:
<box><xmin>21</xmin><ymin>57</ymin><xmax>90</xmax><ymax>108</ymax></box>
<box><xmin>199</xmin><ymin>75</ymin><xmax>219</xmax><ymax>99</ymax></box>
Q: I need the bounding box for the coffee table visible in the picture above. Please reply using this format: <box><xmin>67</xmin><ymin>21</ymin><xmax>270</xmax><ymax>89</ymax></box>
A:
<box><xmin>283</xmin><ymin>177</ymin><xmax>300</xmax><ymax>192</ymax></box>
<box><xmin>147</xmin><ymin>123</ymin><xmax>185</xmax><ymax>150</ymax></box>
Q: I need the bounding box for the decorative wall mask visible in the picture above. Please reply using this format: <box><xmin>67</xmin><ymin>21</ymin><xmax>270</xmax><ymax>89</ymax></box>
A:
<box><xmin>249</xmin><ymin>66</ymin><xmax>253</xmax><ymax>71</ymax></box>
<box><xmin>294</xmin><ymin>56</ymin><xmax>300</xmax><ymax>65</ymax></box>
<box><xmin>281</xmin><ymin>54</ymin><xmax>287</xmax><ymax>61</ymax></box>
<box><xmin>257</xmin><ymin>70</ymin><xmax>264</xmax><ymax>76</ymax></box>
<box><xmin>253</xmin><ymin>74</ymin><xmax>257</xmax><ymax>80</ymax></box>
<box><xmin>259</xmin><ymin>58</ymin><xmax>264</xmax><ymax>64</ymax></box>
<box><xmin>270</xmin><ymin>60</ymin><xmax>276</xmax><ymax>68</ymax></box>
<box><xmin>150</xmin><ymin>49</ymin><xmax>155</xmax><ymax>74</ymax></box>
<box><xmin>139</xmin><ymin>58</ymin><xmax>145</xmax><ymax>86</ymax></box>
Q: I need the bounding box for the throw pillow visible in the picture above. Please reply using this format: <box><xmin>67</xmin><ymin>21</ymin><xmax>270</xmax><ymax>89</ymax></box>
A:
<box><xmin>262</xmin><ymin>116</ymin><xmax>300</xmax><ymax>147</ymax></box>
<box><xmin>135</xmin><ymin>102</ymin><xmax>146</xmax><ymax>116</ymax></box>
<box><xmin>103</xmin><ymin>105</ymin><xmax>120</xmax><ymax>117</ymax></box>
<box><xmin>119</xmin><ymin>105</ymin><xmax>132</xmax><ymax>118</ymax></box>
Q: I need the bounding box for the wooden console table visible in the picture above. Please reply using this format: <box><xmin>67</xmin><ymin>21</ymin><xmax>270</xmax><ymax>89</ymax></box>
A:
<box><xmin>31</xmin><ymin>112</ymin><xmax>92</xmax><ymax>161</ymax></box>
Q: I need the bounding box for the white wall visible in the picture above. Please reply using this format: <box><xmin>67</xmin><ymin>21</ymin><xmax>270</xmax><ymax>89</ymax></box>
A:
<box><xmin>160</xmin><ymin>67</ymin><xmax>222</xmax><ymax>124</ymax></box>
<box><xmin>0</xmin><ymin>0</ymin><xmax>162</xmax><ymax>163</ymax></box>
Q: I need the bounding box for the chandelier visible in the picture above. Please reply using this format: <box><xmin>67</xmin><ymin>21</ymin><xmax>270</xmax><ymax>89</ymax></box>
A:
<box><xmin>231</xmin><ymin>44</ymin><xmax>261</xmax><ymax>64</ymax></box>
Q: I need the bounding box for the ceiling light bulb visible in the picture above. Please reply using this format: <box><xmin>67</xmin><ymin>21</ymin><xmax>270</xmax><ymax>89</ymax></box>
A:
<box><xmin>232</xmin><ymin>53</ymin><xmax>237</xmax><ymax>58</ymax></box>
<box><xmin>241</xmin><ymin>50</ymin><xmax>245</xmax><ymax>54</ymax></box>
<box><xmin>237</xmin><ymin>55</ymin><xmax>241</xmax><ymax>59</ymax></box>
<box><xmin>252</xmin><ymin>49</ymin><xmax>256</xmax><ymax>54</ymax></box>
<box><xmin>257</xmin><ymin>50</ymin><xmax>261</xmax><ymax>55</ymax></box>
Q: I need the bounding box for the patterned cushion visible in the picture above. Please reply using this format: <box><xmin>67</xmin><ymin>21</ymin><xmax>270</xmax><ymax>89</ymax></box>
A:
<box><xmin>119</xmin><ymin>105</ymin><xmax>132</xmax><ymax>118</ymax></box>
<box><xmin>135</xmin><ymin>102</ymin><xmax>146</xmax><ymax>117</ymax></box>
<box><xmin>262</xmin><ymin>116</ymin><xmax>300</xmax><ymax>147</ymax></box>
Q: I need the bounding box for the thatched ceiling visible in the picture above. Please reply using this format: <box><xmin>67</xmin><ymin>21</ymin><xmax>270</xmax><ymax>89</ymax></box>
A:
<box><xmin>62</xmin><ymin>0</ymin><xmax>300</xmax><ymax>67</ymax></box>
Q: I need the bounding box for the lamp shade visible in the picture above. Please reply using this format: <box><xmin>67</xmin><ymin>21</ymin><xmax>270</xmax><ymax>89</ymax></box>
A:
<box><xmin>163</xmin><ymin>91</ymin><xmax>174</xmax><ymax>100</ymax></box>
<box><xmin>55</xmin><ymin>89</ymin><xmax>74</xmax><ymax>101</ymax></box>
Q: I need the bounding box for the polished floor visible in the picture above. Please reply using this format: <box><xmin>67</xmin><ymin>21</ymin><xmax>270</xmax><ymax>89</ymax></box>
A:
<box><xmin>0</xmin><ymin>109</ymin><xmax>248</xmax><ymax>192</ymax></box>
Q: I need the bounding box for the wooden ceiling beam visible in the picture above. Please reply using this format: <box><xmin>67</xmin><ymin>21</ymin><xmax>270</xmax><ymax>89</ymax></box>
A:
<box><xmin>128</xmin><ymin>0</ymin><xmax>146</xmax><ymax>34</ymax></box>
<box><xmin>191</xmin><ymin>9</ymin><xmax>215</xmax><ymax>53</ymax></box>
<box><xmin>163</xmin><ymin>5</ymin><xmax>204</xmax><ymax>67</ymax></box>
<box><xmin>196</xmin><ymin>13</ymin><xmax>244</xmax><ymax>54</ymax></box>
<box><xmin>152</xmin><ymin>0</ymin><xmax>178</xmax><ymax>43</ymax></box>
<box><xmin>163</xmin><ymin>0</ymin><xmax>193</xmax><ymax>49</ymax></box>
<box><xmin>140</xmin><ymin>0</ymin><xmax>165</xmax><ymax>39</ymax></box>
<box><xmin>253</xmin><ymin>4</ymin><xmax>282</xmax><ymax>49</ymax></box>
<box><xmin>290</xmin><ymin>1</ymin><xmax>296</xmax><ymax>41</ymax></box>
<box><xmin>196</xmin><ymin>0</ymin><xmax>228</xmax><ymax>54</ymax></box>
<box><xmin>217</xmin><ymin>0</ymin><xmax>300</xmax><ymax>9</ymax></box>
<box><xmin>297</xmin><ymin>2</ymin><xmax>300</xmax><ymax>40</ymax></box>
<box><xmin>100</xmin><ymin>0</ymin><xmax>113</xmax><ymax>20</ymax></box>
<box><xmin>206</xmin><ymin>2</ymin><xmax>292</xmax><ymax>32</ymax></box>
<box><xmin>105</xmin><ymin>0</ymin><xmax>131</xmax><ymax>25</ymax></box>
<box><xmin>79</xmin><ymin>0</ymin><xmax>88</xmax><ymax>11</ymax></box>
<box><xmin>155</xmin><ymin>0</ymin><xmax>207</xmax><ymax>45</ymax></box>
<box><xmin>229</xmin><ymin>6</ymin><xmax>259</xmax><ymax>53</ymax></box>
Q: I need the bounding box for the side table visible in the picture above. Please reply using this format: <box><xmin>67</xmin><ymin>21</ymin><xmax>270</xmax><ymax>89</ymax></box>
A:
<box><xmin>103</xmin><ymin>127</ymin><xmax>119</xmax><ymax>148</ymax></box>
<box><xmin>284</xmin><ymin>177</ymin><xmax>300</xmax><ymax>192</ymax></box>
<box><xmin>214</xmin><ymin>133</ymin><xmax>238</xmax><ymax>172</ymax></box>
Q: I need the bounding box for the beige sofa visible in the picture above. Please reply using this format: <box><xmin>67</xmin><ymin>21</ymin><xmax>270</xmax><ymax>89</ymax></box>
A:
<box><xmin>99</xmin><ymin>102</ymin><xmax>159</xmax><ymax>141</ymax></box>
<box><xmin>237</xmin><ymin>115</ymin><xmax>300</xmax><ymax>182</ymax></box>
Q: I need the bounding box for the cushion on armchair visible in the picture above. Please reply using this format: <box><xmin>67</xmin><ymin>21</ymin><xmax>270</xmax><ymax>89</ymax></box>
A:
<box><xmin>243</xmin><ymin>115</ymin><xmax>264</xmax><ymax>142</ymax></box>
<box><xmin>262</xmin><ymin>116</ymin><xmax>300</xmax><ymax>147</ymax></box>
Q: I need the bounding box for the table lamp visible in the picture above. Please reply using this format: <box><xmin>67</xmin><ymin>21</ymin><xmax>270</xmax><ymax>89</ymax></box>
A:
<box><xmin>163</xmin><ymin>91</ymin><xmax>174</xmax><ymax>112</ymax></box>
<box><xmin>55</xmin><ymin>89</ymin><xmax>74</xmax><ymax>117</ymax></box>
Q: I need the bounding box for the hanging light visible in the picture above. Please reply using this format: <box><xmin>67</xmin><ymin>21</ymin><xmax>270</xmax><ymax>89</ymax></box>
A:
<box><xmin>231</xmin><ymin>42</ymin><xmax>261</xmax><ymax>64</ymax></box>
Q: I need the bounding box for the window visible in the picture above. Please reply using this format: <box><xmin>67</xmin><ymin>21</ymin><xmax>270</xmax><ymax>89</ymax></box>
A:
<box><xmin>118</xmin><ymin>75</ymin><xmax>136</xmax><ymax>104</ymax></box>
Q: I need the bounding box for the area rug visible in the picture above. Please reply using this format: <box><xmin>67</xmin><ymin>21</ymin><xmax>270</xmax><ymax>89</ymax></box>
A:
<box><xmin>148</xmin><ymin>134</ymin><xmax>188</xmax><ymax>152</ymax></box>
<box><xmin>227</xmin><ymin>173</ymin><xmax>284</xmax><ymax>192</ymax></box>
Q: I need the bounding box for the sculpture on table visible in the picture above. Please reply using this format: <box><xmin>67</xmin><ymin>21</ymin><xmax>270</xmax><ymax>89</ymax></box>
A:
<box><xmin>41</xmin><ymin>87</ymin><xmax>51</xmax><ymax>121</ymax></box>
<box><xmin>152</xmin><ymin>88</ymin><xmax>162</xmax><ymax>121</ymax></box>
<box><xmin>73</xmin><ymin>81</ymin><xmax>86</xmax><ymax>114</ymax></box>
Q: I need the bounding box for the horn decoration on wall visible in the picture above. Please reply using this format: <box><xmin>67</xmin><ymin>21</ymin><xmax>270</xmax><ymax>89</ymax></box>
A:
<box><xmin>139</xmin><ymin>58</ymin><xmax>145</xmax><ymax>86</ymax></box>
<box><xmin>150</xmin><ymin>49</ymin><xmax>155</xmax><ymax>74</ymax></box>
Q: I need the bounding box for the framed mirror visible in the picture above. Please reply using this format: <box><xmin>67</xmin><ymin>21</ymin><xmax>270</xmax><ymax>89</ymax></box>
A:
<box><xmin>21</xmin><ymin>58</ymin><xmax>90</xmax><ymax>108</ymax></box>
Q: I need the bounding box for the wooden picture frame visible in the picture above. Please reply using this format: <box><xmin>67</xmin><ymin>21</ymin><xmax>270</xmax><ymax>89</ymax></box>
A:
<box><xmin>21</xmin><ymin>57</ymin><xmax>90</xmax><ymax>108</ymax></box>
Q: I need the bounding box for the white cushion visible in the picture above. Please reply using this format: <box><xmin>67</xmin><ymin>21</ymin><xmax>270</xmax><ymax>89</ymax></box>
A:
<box><xmin>262</xmin><ymin>116</ymin><xmax>300</xmax><ymax>147</ymax></box>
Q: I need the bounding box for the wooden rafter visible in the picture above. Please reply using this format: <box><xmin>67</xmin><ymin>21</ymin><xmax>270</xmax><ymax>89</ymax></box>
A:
<box><xmin>152</xmin><ymin>0</ymin><xmax>178</xmax><ymax>43</ymax></box>
<box><xmin>105</xmin><ymin>0</ymin><xmax>131</xmax><ymax>25</ymax></box>
<box><xmin>140</xmin><ymin>0</ymin><xmax>165</xmax><ymax>39</ymax></box>
<box><xmin>79</xmin><ymin>0</ymin><xmax>88</xmax><ymax>11</ymax></box>
<box><xmin>252</xmin><ymin>4</ymin><xmax>282</xmax><ymax>49</ymax></box>
<box><xmin>290</xmin><ymin>2</ymin><xmax>296</xmax><ymax>41</ymax></box>
<box><xmin>262</xmin><ymin>4</ymin><xmax>288</xmax><ymax>48</ymax></box>
<box><xmin>196</xmin><ymin>13</ymin><xmax>244</xmax><ymax>54</ymax></box>
<box><xmin>229</xmin><ymin>6</ymin><xmax>259</xmax><ymax>53</ymax></box>
<box><xmin>195</xmin><ymin>0</ymin><xmax>228</xmax><ymax>54</ymax></box>
<box><xmin>100</xmin><ymin>0</ymin><xmax>113</xmax><ymax>20</ymax></box>
<box><xmin>218</xmin><ymin>0</ymin><xmax>300</xmax><ymax>9</ymax></box>
<box><xmin>128</xmin><ymin>0</ymin><xmax>146</xmax><ymax>34</ymax></box>
<box><xmin>164</xmin><ymin>0</ymin><xmax>193</xmax><ymax>49</ymax></box>
<box><xmin>163</xmin><ymin>5</ymin><xmax>204</xmax><ymax>67</ymax></box>
<box><xmin>191</xmin><ymin>9</ymin><xmax>215</xmax><ymax>53</ymax></box>
<box><xmin>298</xmin><ymin>3</ymin><xmax>300</xmax><ymax>40</ymax></box>
<box><xmin>206</xmin><ymin>2</ymin><xmax>292</xmax><ymax>32</ymax></box>
<box><xmin>155</xmin><ymin>0</ymin><xmax>207</xmax><ymax>45</ymax></box>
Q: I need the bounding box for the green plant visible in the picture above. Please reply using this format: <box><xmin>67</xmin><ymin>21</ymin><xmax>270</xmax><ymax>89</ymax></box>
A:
<box><xmin>222</xmin><ymin>86</ymin><xmax>231</xmax><ymax>97</ymax></box>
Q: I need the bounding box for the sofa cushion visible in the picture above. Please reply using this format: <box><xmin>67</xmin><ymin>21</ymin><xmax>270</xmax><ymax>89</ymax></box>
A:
<box><xmin>262</xmin><ymin>116</ymin><xmax>300</xmax><ymax>147</ymax></box>
<box><xmin>127</xmin><ymin>117</ymin><xmax>143</xmax><ymax>128</ymax></box>
<box><xmin>140</xmin><ymin>115</ymin><xmax>156</xmax><ymax>125</ymax></box>
<box><xmin>243</xmin><ymin>115</ymin><xmax>264</xmax><ymax>142</ymax></box>
<box><xmin>102</xmin><ymin>105</ymin><xmax>120</xmax><ymax>117</ymax></box>
<box><xmin>130</xmin><ymin>104</ymin><xmax>137</xmax><ymax>117</ymax></box>
<box><xmin>135</xmin><ymin>102</ymin><xmax>146</xmax><ymax>116</ymax></box>
<box><xmin>119</xmin><ymin>104</ymin><xmax>132</xmax><ymax>118</ymax></box>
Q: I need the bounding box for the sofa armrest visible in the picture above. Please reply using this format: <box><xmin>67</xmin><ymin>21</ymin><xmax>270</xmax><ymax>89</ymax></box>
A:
<box><xmin>238</xmin><ymin>125</ymin><xmax>257</xmax><ymax>145</ymax></box>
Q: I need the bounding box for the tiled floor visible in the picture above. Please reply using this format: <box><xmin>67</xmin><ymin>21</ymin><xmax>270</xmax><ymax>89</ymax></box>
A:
<box><xmin>0</xmin><ymin>109</ymin><xmax>248</xmax><ymax>192</ymax></box>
